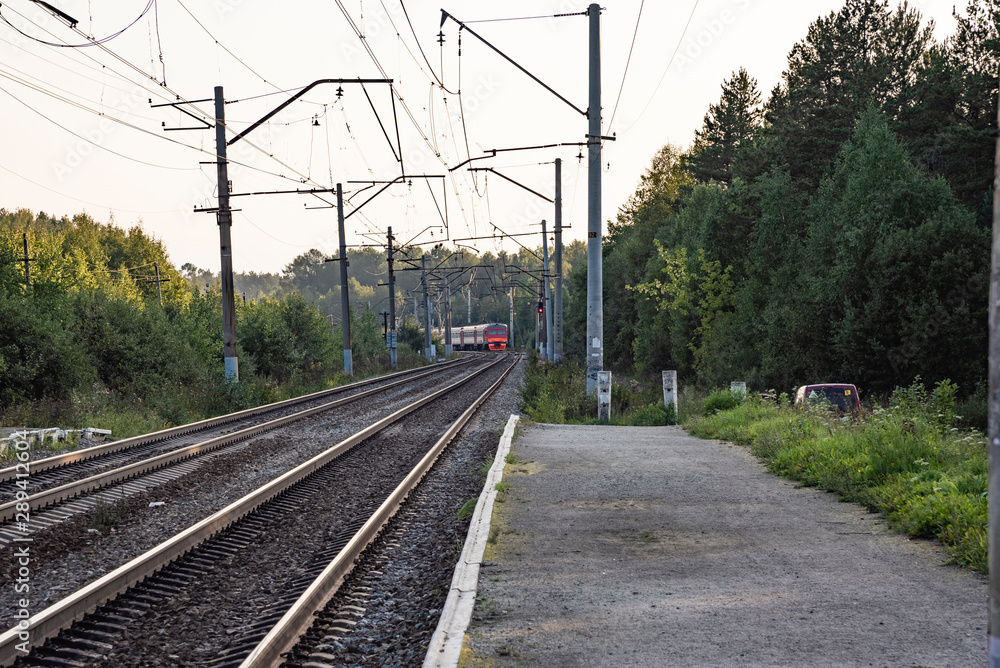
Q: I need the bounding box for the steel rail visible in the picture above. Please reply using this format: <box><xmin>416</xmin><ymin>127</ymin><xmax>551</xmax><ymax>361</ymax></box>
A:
<box><xmin>0</xmin><ymin>359</ymin><xmax>474</xmax><ymax>523</ymax></box>
<box><xmin>0</xmin><ymin>355</ymin><xmax>506</xmax><ymax>666</ymax></box>
<box><xmin>0</xmin><ymin>358</ymin><xmax>470</xmax><ymax>482</ymax></box>
<box><xmin>241</xmin><ymin>353</ymin><xmax>520</xmax><ymax>667</ymax></box>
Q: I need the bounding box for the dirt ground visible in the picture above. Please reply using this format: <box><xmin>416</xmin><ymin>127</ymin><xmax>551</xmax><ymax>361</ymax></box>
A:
<box><xmin>459</xmin><ymin>423</ymin><xmax>985</xmax><ymax>668</ymax></box>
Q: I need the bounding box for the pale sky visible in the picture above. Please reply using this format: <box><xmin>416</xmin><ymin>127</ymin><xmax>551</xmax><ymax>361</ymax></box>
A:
<box><xmin>0</xmin><ymin>0</ymin><xmax>961</xmax><ymax>274</ymax></box>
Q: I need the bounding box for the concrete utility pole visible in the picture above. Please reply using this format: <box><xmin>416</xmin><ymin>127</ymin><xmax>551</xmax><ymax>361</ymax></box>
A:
<box><xmin>988</xmin><ymin>88</ymin><xmax>1000</xmax><ymax>668</ymax></box>
<box><xmin>21</xmin><ymin>234</ymin><xmax>31</xmax><ymax>288</ymax></box>
<box><xmin>554</xmin><ymin>157</ymin><xmax>564</xmax><ymax>363</ymax></box>
<box><xmin>336</xmin><ymin>183</ymin><xmax>353</xmax><ymax>376</ymax></box>
<box><xmin>444</xmin><ymin>271</ymin><xmax>453</xmax><ymax>356</ymax></box>
<box><xmin>387</xmin><ymin>226</ymin><xmax>397</xmax><ymax>369</ymax></box>
<box><xmin>467</xmin><ymin>285</ymin><xmax>472</xmax><ymax>323</ymax></box>
<box><xmin>585</xmin><ymin>3</ymin><xmax>603</xmax><ymax>394</ymax></box>
<box><xmin>153</xmin><ymin>262</ymin><xmax>162</xmax><ymax>307</ymax></box>
<box><xmin>509</xmin><ymin>286</ymin><xmax>514</xmax><ymax>350</ymax></box>
<box><xmin>422</xmin><ymin>256</ymin><xmax>433</xmax><ymax>361</ymax></box>
<box><xmin>536</xmin><ymin>277</ymin><xmax>544</xmax><ymax>356</ymax></box>
<box><xmin>542</xmin><ymin>220</ymin><xmax>554</xmax><ymax>362</ymax></box>
<box><xmin>214</xmin><ymin>86</ymin><xmax>239</xmax><ymax>381</ymax></box>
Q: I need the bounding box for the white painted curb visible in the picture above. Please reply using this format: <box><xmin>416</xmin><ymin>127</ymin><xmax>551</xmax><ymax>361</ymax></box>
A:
<box><xmin>422</xmin><ymin>414</ymin><xmax>520</xmax><ymax>668</ymax></box>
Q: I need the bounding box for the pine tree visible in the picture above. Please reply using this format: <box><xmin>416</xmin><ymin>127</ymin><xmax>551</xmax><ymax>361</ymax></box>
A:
<box><xmin>765</xmin><ymin>0</ymin><xmax>933</xmax><ymax>190</ymax></box>
<box><xmin>685</xmin><ymin>68</ymin><xmax>763</xmax><ymax>185</ymax></box>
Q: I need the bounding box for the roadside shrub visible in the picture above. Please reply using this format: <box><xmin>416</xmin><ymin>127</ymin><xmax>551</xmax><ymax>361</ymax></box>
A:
<box><xmin>956</xmin><ymin>381</ymin><xmax>987</xmax><ymax>432</ymax></box>
<box><xmin>626</xmin><ymin>402</ymin><xmax>672</xmax><ymax>426</ymax></box>
<box><xmin>702</xmin><ymin>388</ymin><xmax>742</xmax><ymax>415</ymax></box>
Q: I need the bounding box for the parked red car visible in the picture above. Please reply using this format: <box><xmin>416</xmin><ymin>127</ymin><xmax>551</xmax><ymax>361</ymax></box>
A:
<box><xmin>794</xmin><ymin>384</ymin><xmax>861</xmax><ymax>413</ymax></box>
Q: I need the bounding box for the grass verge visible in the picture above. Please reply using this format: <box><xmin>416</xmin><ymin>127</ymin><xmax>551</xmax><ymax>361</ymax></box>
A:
<box><xmin>686</xmin><ymin>380</ymin><xmax>987</xmax><ymax>572</ymax></box>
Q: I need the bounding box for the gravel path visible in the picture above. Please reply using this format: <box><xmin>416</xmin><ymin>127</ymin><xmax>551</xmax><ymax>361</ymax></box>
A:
<box><xmin>463</xmin><ymin>424</ymin><xmax>986</xmax><ymax>667</ymax></box>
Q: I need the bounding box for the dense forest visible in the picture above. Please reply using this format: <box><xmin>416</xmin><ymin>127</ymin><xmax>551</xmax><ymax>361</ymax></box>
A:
<box><xmin>569</xmin><ymin>0</ymin><xmax>997</xmax><ymax>401</ymax></box>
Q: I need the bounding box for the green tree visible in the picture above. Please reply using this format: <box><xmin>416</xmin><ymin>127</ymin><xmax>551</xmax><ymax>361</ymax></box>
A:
<box><xmin>805</xmin><ymin>110</ymin><xmax>987</xmax><ymax>392</ymax></box>
<box><xmin>685</xmin><ymin>68</ymin><xmax>763</xmax><ymax>185</ymax></box>
<box><xmin>766</xmin><ymin>0</ymin><xmax>933</xmax><ymax>190</ymax></box>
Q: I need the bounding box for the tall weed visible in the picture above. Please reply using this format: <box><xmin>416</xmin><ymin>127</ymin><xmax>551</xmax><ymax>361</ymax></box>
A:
<box><xmin>687</xmin><ymin>381</ymin><xmax>988</xmax><ymax>572</ymax></box>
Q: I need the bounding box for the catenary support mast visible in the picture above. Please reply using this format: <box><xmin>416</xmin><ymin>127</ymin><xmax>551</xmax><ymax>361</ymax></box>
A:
<box><xmin>585</xmin><ymin>4</ymin><xmax>603</xmax><ymax>393</ymax></box>
<box><xmin>554</xmin><ymin>157</ymin><xmax>564</xmax><ymax>363</ymax></box>
<box><xmin>215</xmin><ymin>86</ymin><xmax>239</xmax><ymax>381</ymax></box>
<box><xmin>988</xmin><ymin>85</ymin><xmax>1000</xmax><ymax>667</ymax></box>
<box><xmin>336</xmin><ymin>184</ymin><xmax>353</xmax><ymax>376</ymax></box>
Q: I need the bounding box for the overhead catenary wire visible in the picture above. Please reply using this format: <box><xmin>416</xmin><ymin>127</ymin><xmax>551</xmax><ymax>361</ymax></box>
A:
<box><xmin>0</xmin><ymin>63</ymin><xmax>166</xmax><ymax>125</ymax></box>
<box><xmin>397</xmin><ymin>0</ymin><xmax>458</xmax><ymax>94</ymax></box>
<box><xmin>0</xmin><ymin>69</ymin><xmax>324</xmax><ymax>187</ymax></box>
<box><xmin>0</xmin><ymin>34</ymin><xmax>152</xmax><ymax>98</ymax></box>
<box><xmin>2</xmin><ymin>3</ymin><xmax>193</xmax><ymax>111</ymax></box>
<box><xmin>630</xmin><ymin>0</ymin><xmax>700</xmax><ymax>129</ymax></box>
<box><xmin>6</xmin><ymin>2</ymin><xmax>394</xmax><ymax>256</ymax></box>
<box><xmin>0</xmin><ymin>163</ymin><xmax>189</xmax><ymax>215</ymax></box>
<box><xmin>606</xmin><ymin>0</ymin><xmax>643</xmax><ymax>135</ymax></box>
<box><xmin>0</xmin><ymin>0</ymin><xmax>154</xmax><ymax>48</ymax></box>
<box><xmin>0</xmin><ymin>83</ymin><xmax>200</xmax><ymax>171</ymax></box>
<box><xmin>333</xmin><ymin>0</ymin><xmax>475</xmax><ymax>243</ymax></box>
<box><xmin>175</xmin><ymin>0</ymin><xmax>284</xmax><ymax>94</ymax></box>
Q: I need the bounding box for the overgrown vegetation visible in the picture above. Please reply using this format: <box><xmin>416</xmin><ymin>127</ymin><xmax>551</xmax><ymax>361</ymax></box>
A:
<box><xmin>520</xmin><ymin>351</ymin><xmax>676</xmax><ymax>426</ymax></box>
<box><xmin>687</xmin><ymin>379</ymin><xmax>987</xmax><ymax>572</ymax></box>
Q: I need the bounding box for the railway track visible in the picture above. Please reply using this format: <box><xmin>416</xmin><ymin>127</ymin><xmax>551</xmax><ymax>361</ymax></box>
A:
<box><xmin>0</xmin><ymin>358</ymin><xmax>476</xmax><ymax>546</ymax></box>
<box><xmin>0</xmin><ymin>353</ymin><xmax>520</xmax><ymax>666</ymax></box>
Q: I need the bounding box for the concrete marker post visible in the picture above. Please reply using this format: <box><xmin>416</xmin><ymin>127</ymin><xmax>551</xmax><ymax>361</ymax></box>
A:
<box><xmin>662</xmin><ymin>370</ymin><xmax>678</xmax><ymax>420</ymax></box>
<box><xmin>597</xmin><ymin>371</ymin><xmax>611</xmax><ymax>423</ymax></box>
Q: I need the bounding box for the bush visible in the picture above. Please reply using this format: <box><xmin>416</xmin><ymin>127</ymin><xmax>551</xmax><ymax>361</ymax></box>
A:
<box><xmin>0</xmin><ymin>292</ymin><xmax>92</xmax><ymax>406</ymax></box>
<box><xmin>626</xmin><ymin>402</ymin><xmax>673</xmax><ymax>426</ymax></box>
<box><xmin>702</xmin><ymin>388</ymin><xmax>743</xmax><ymax>415</ymax></box>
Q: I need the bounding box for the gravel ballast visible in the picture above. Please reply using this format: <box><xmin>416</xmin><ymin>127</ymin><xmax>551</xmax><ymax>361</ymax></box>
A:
<box><xmin>0</xmin><ymin>362</ymin><xmax>481</xmax><ymax>622</ymax></box>
<box><xmin>2</xmin><ymin>355</ymin><xmax>525</xmax><ymax>667</ymax></box>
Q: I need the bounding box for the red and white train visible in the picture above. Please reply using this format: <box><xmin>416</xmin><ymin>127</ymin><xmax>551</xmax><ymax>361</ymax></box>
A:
<box><xmin>451</xmin><ymin>323</ymin><xmax>508</xmax><ymax>351</ymax></box>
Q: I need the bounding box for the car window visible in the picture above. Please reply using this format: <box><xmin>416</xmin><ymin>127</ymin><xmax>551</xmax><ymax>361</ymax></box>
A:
<box><xmin>808</xmin><ymin>388</ymin><xmax>854</xmax><ymax>410</ymax></box>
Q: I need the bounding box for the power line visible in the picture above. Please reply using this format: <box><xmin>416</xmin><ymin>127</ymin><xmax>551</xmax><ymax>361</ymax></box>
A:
<box><xmin>0</xmin><ymin>63</ymin><xmax>169</xmax><ymax>124</ymax></box>
<box><xmin>2</xmin><ymin>3</ymin><xmax>191</xmax><ymax>110</ymax></box>
<box><xmin>397</xmin><ymin>0</ymin><xmax>458</xmax><ymax>94</ymax></box>
<box><xmin>174</xmin><ymin>0</ymin><xmax>282</xmax><ymax>94</ymax></box>
<box><xmin>0</xmin><ymin>34</ymin><xmax>152</xmax><ymax>98</ymax></box>
<box><xmin>2</xmin><ymin>67</ymin><xmax>330</xmax><ymax>188</ymax></box>
<box><xmin>0</xmin><ymin>162</ymin><xmax>189</xmax><ymax>214</ymax></box>
<box><xmin>0</xmin><ymin>0</ymin><xmax>154</xmax><ymax>48</ymax></box>
<box><xmin>630</xmin><ymin>0</ymin><xmax>700</xmax><ymax>129</ymax></box>
<box><xmin>0</xmin><ymin>83</ymin><xmax>201</xmax><ymax>171</ymax></box>
<box><xmin>606</xmin><ymin>0</ymin><xmax>644</xmax><ymax>134</ymax></box>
